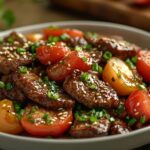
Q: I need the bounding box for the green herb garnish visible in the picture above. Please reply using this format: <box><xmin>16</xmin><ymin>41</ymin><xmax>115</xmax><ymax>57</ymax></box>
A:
<box><xmin>103</xmin><ymin>51</ymin><xmax>112</xmax><ymax>61</ymax></box>
<box><xmin>47</xmin><ymin>91</ymin><xmax>59</xmax><ymax>100</ymax></box>
<box><xmin>16</xmin><ymin>48</ymin><xmax>26</xmax><ymax>54</ymax></box>
<box><xmin>5</xmin><ymin>82</ymin><xmax>13</xmax><ymax>90</ymax></box>
<box><xmin>140</xmin><ymin>116</ymin><xmax>146</xmax><ymax>124</ymax></box>
<box><xmin>42</xmin><ymin>113</ymin><xmax>51</xmax><ymax>124</ymax></box>
<box><xmin>128</xmin><ymin>118</ymin><xmax>137</xmax><ymax>126</ymax></box>
<box><xmin>80</xmin><ymin>72</ymin><xmax>90</xmax><ymax>82</ymax></box>
<box><xmin>92</xmin><ymin>63</ymin><xmax>103</xmax><ymax>73</ymax></box>
<box><xmin>19</xmin><ymin>66</ymin><xmax>28</xmax><ymax>74</ymax></box>
<box><xmin>60</xmin><ymin>33</ymin><xmax>69</xmax><ymax>40</ymax></box>
<box><xmin>0</xmin><ymin>81</ymin><xmax>5</xmax><ymax>88</ymax></box>
<box><xmin>75</xmin><ymin>46</ymin><xmax>82</xmax><ymax>52</ymax></box>
<box><xmin>48</xmin><ymin>36</ymin><xmax>60</xmax><ymax>43</ymax></box>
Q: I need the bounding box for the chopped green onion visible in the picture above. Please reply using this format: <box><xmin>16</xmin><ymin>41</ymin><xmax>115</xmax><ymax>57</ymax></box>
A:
<box><xmin>125</xmin><ymin>58</ymin><xmax>135</xmax><ymax>69</ymax></box>
<box><xmin>0</xmin><ymin>37</ymin><xmax>3</xmax><ymax>44</ymax></box>
<box><xmin>16</xmin><ymin>48</ymin><xmax>26</xmax><ymax>54</ymax></box>
<box><xmin>19</xmin><ymin>66</ymin><xmax>28</xmax><ymax>74</ymax></box>
<box><xmin>75</xmin><ymin>112</ymin><xmax>88</xmax><ymax>122</ymax></box>
<box><xmin>109</xmin><ymin>117</ymin><xmax>115</xmax><ymax>122</ymax></box>
<box><xmin>131</xmin><ymin>56</ymin><xmax>137</xmax><ymax>65</ymax></box>
<box><xmin>47</xmin><ymin>91</ymin><xmax>59</xmax><ymax>100</ymax></box>
<box><xmin>5</xmin><ymin>83</ymin><xmax>13</xmax><ymax>90</ymax></box>
<box><xmin>90</xmin><ymin>115</ymin><xmax>98</xmax><ymax>123</ymax></box>
<box><xmin>88</xmin><ymin>83</ymin><xmax>97</xmax><ymax>90</ymax></box>
<box><xmin>80</xmin><ymin>72</ymin><xmax>90</xmax><ymax>82</ymax></box>
<box><xmin>42</xmin><ymin>113</ymin><xmax>51</xmax><ymax>124</ymax></box>
<box><xmin>75</xmin><ymin>46</ymin><xmax>82</xmax><ymax>52</ymax></box>
<box><xmin>138</xmin><ymin>84</ymin><xmax>146</xmax><ymax>90</ymax></box>
<box><xmin>48</xmin><ymin>36</ymin><xmax>60</xmax><ymax>43</ymax></box>
<box><xmin>85</xmin><ymin>44</ymin><xmax>93</xmax><ymax>50</ymax></box>
<box><xmin>82</xmin><ymin>56</ymin><xmax>88</xmax><ymax>62</ymax></box>
<box><xmin>128</xmin><ymin>118</ymin><xmax>136</xmax><ymax>126</ymax></box>
<box><xmin>140</xmin><ymin>116</ymin><xmax>146</xmax><ymax>124</ymax></box>
<box><xmin>31</xmin><ymin>105</ymin><xmax>39</xmax><ymax>113</ymax></box>
<box><xmin>92</xmin><ymin>63</ymin><xmax>103</xmax><ymax>73</ymax></box>
<box><xmin>7</xmin><ymin>37</ymin><xmax>14</xmax><ymax>43</ymax></box>
<box><xmin>13</xmin><ymin>101</ymin><xmax>22</xmax><ymax>113</ymax></box>
<box><xmin>30</xmin><ymin>42</ymin><xmax>39</xmax><ymax>54</ymax></box>
<box><xmin>0</xmin><ymin>81</ymin><xmax>5</xmax><ymax>88</ymax></box>
<box><xmin>116</xmin><ymin>104</ymin><xmax>124</xmax><ymax>115</ymax></box>
<box><xmin>60</xmin><ymin>33</ymin><xmax>70</xmax><ymax>40</ymax></box>
<box><xmin>103</xmin><ymin>51</ymin><xmax>112</xmax><ymax>61</ymax></box>
<box><xmin>27</xmin><ymin>113</ymin><xmax>35</xmax><ymax>123</ymax></box>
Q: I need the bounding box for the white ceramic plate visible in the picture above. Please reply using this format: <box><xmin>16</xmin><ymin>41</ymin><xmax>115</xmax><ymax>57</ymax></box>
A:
<box><xmin>0</xmin><ymin>21</ymin><xmax>150</xmax><ymax>150</ymax></box>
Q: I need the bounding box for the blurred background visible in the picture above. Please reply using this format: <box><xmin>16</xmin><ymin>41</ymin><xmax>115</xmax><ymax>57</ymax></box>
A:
<box><xmin>0</xmin><ymin>0</ymin><xmax>149</xmax><ymax>31</ymax></box>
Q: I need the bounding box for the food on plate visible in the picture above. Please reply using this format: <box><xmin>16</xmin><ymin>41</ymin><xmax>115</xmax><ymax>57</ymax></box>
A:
<box><xmin>0</xmin><ymin>26</ymin><xmax>149</xmax><ymax>139</ymax></box>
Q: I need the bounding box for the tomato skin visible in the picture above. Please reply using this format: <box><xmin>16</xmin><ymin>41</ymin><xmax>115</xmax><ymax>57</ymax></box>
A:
<box><xmin>36</xmin><ymin>42</ymin><xmax>69</xmax><ymax>65</ymax></box>
<box><xmin>44</xmin><ymin>28</ymin><xmax>83</xmax><ymax>39</ymax></box>
<box><xmin>47</xmin><ymin>51</ymin><xmax>91</xmax><ymax>81</ymax></box>
<box><xmin>125</xmin><ymin>90</ymin><xmax>150</xmax><ymax>121</ymax></box>
<box><xmin>137</xmin><ymin>51</ymin><xmax>150</xmax><ymax>83</ymax></box>
<box><xmin>21</xmin><ymin>108</ymin><xmax>73</xmax><ymax>137</ymax></box>
<box><xmin>133</xmin><ymin>0</ymin><xmax>150</xmax><ymax>5</ymax></box>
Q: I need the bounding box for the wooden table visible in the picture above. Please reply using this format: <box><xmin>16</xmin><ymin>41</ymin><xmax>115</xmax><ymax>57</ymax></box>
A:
<box><xmin>1</xmin><ymin>0</ymin><xmax>150</xmax><ymax>150</ymax></box>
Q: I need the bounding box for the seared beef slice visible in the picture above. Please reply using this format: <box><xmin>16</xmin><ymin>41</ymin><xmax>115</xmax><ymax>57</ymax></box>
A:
<box><xmin>63</xmin><ymin>70</ymin><xmax>119</xmax><ymax>109</ymax></box>
<box><xmin>13</xmin><ymin>71</ymin><xmax>74</xmax><ymax>109</ymax></box>
<box><xmin>0</xmin><ymin>32</ymin><xmax>33</xmax><ymax>74</ymax></box>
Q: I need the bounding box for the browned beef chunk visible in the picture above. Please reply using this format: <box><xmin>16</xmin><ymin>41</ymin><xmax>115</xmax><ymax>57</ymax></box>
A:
<box><xmin>12</xmin><ymin>71</ymin><xmax>74</xmax><ymax>109</ymax></box>
<box><xmin>97</xmin><ymin>37</ymin><xmax>139</xmax><ymax>59</ymax></box>
<box><xmin>63</xmin><ymin>37</ymin><xmax>88</xmax><ymax>47</ymax></box>
<box><xmin>70</xmin><ymin>118</ymin><xmax>110</xmax><ymax>138</ymax></box>
<box><xmin>0</xmin><ymin>32</ymin><xmax>33</xmax><ymax>74</ymax></box>
<box><xmin>0</xmin><ymin>74</ymin><xmax>26</xmax><ymax>102</ymax></box>
<box><xmin>4</xmin><ymin>32</ymin><xmax>27</xmax><ymax>45</ymax></box>
<box><xmin>89</xmin><ymin>50</ymin><xmax>102</xmax><ymax>64</ymax></box>
<box><xmin>63</xmin><ymin>70</ymin><xmax>119</xmax><ymax>109</ymax></box>
<box><xmin>110</xmin><ymin>119</ymin><xmax>130</xmax><ymax>135</ymax></box>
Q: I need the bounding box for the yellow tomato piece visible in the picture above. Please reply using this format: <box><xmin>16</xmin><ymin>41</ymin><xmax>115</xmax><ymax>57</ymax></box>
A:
<box><xmin>0</xmin><ymin>99</ymin><xmax>23</xmax><ymax>134</ymax></box>
<box><xmin>26</xmin><ymin>33</ymin><xmax>43</xmax><ymax>42</ymax></box>
<box><xmin>102</xmin><ymin>57</ymin><xmax>139</xmax><ymax>96</ymax></box>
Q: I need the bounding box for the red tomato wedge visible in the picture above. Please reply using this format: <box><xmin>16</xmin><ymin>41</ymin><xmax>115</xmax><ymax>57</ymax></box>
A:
<box><xmin>44</xmin><ymin>28</ymin><xmax>83</xmax><ymax>39</ymax></box>
<box><xmin>36</xmin><ymin>42</ymin><xmax>69</xmax><ymax>65</ymax></box>
<box><xmin>137</xmin><ymin>50</ymin><xmax>150</xmax><ymax>83</ymax></box>
<box><xmin>47</xmin><ymin>51</ymin><xmax>91</xmax><ymax>81</ymax></box>
<box><xmin>133</xmin><ymin>0</ymin><xmax>150</xmax><ymax>5</ymax></box>
<box><xmin>125</xmin><ymin>90</ymin><xmax>150</xmax><ymax>121</ymax></box>
<box><xmin>21</xmin><ymin>105</ymin><xmax>73</xmax><ymax>137</ymax></box>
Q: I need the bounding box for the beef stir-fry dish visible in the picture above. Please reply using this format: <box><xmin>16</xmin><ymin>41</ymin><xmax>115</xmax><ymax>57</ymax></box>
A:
<box><xmin>0</xmin><ymin>27</ymin><xmax>150</xmax><ymax>138</ymax></box>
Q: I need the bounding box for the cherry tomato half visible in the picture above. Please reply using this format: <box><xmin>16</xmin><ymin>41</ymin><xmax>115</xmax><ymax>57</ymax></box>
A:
<box><xmin>21</xmin><ymin>105</ymin><xmax>73</xmax><ymax>137</ymax></box>
<box><xmin>36</xmin><ymin>42</ymin><xmax>69</xmax><ymax>65</ymax></box>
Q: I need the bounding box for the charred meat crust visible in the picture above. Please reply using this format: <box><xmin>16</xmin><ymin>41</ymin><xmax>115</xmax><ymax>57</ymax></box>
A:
<box><xmin>96</xmin><ymin>37</ymin><xmax>139</xmax><ymax>59</ymax></box>
<box><xmin>63</xmin><ymin>70</ymin><xmax>119</xmax><ymax>109</ymax></box>
<box><xmin>12</xmin><ymin>71</ymin><xmax>75</xmax><ymax>109</ymax></box>
<box><xmin>70</xmin><ymin>118</ymin><xmax>110</xmax><ymax>138</ymax></box>
<box><xmin>0</xmin><ymin>74</ymin><xmax>26</xmax><ymax>102</ymax></box>
<box><xmin>110</xmin><ymin>119</ymin><xmax>130</xmax><ymax>135</ymax></box>
<box><xmin>0</xmin><ymin>32</ymin><xmax>33</xmax><ymax>74</ymax></box>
